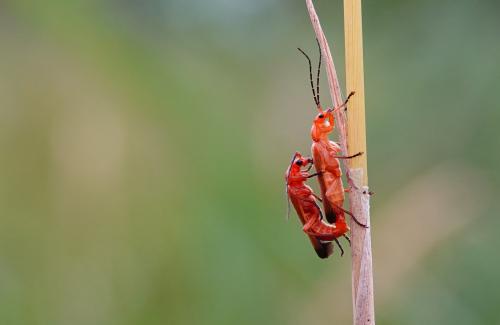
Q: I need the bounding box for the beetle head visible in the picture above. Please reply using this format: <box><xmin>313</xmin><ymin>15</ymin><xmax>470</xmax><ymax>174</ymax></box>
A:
<box><xmin>311</xmin><ymin>109</ymin><xmax>334</xmax><ymax>142</ymax></box>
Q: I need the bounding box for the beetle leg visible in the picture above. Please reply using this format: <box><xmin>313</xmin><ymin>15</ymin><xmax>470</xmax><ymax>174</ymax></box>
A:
<box><xmin>307</xmin><ymin>172</ymin><xmax>321</xmax><ymax>179</ymax></box>
<box><xmin>334</xmin><ymin>152</ymin><xmax>364</xmax><ymax>159</ymax></box>
<box><xmin>312</xmin><ymin>192</ymin><xmax>323</xmax><ymax>202</ymax></box>
<box><xmin>346</xmin><ymin>211</ymin><xmax>368</xmax><ymax>228</ymax></box>
<box><xmin>331</xmin><ymin>203</ymin><xmax>368</xmax><ymax>228</ymax></box>
<box><xmin>334</xmin><ymin>238</ymin><xmax>344</xmax><ymax>256</ymax></box>
<box><xmin>343</xmin><ymin>234</ymin><xmax>351</xmax><ymax>246</ymax></box>
<box><xmin>313</xmin><ymin>201</ymin><xmax>324</xmax><ymax>220</ymax></box>
<box><xmin>328</xmin><ymin>91</ymin><xmax>355</xmax><ymax>113</ymax></box>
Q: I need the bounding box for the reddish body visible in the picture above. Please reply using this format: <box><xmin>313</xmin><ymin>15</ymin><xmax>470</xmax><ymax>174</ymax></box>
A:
<box><xmin>297</xmin><ymin>44</ymin><xmax>360</xmax><ymax>227</ymax></box>
<box><xmin>311</xmin><ymin>108</ymin><xmax>349</xmax><ymax>228</ymax></box>
<box><xmin>286</xmin><ymin>153</ymin><xmax>348</xmax><ymax>258</ymax></box>
<box><xmin>286</xmin><ymin>43</ymin><xmax>366</xmax><ymax>257</ymax></box>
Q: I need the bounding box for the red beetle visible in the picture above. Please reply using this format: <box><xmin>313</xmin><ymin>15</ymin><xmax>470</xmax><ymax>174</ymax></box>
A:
<box><xmin>286</xmin><ymin>152</ymin><xmax>350</xmax><ymax>257</ymax></box>
<box><xmin>298</xmin><ymin>44</ymin><xmax>366</xmax><ymax>228</ymax></box>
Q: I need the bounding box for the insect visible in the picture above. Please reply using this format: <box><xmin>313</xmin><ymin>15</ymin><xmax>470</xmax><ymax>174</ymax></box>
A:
<box><xmin>286</xmin><ymin>152</ymin><xmax>350</xmax><ymax>257</ymax></box>
<box><xmin>298</xmin><ymin>42</ymin><xmax>367</xmax><ymax>229</ymax></box>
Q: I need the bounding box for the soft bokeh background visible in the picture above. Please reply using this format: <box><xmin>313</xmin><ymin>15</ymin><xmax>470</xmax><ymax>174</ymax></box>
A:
<box><xmin>1</xmin><ymin>0</ymin><xmax>499</xmax><ymax>324</ymax></box>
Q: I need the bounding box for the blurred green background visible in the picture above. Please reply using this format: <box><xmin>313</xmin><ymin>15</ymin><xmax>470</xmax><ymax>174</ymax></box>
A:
<box><xmin>1</xmin><ymin>0</ymin><xmax>499</xmax><ymax>324</ymax></box>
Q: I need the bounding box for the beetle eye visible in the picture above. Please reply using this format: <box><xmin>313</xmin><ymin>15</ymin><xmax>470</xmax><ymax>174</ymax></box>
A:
<box><xmin>295</xmin><ymin>160</ymin><xmax>303</xmax><ymax>166</ymax></box>
<box><xmin>318</xmin><ymin>114</ymin><xmax>324</xmax><ymax>118</ymax></box>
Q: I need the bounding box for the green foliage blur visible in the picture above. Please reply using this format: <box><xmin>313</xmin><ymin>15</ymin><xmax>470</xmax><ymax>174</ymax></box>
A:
<box><xmin>1</xmin><ymin>0</ymin><xmax>499</xmax><ymax>324</ymax></box>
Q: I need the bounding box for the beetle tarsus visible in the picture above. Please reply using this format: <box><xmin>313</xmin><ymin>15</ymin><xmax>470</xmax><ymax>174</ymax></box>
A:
<box><xmin>343</xmin><ymin>234</ymin><xmax>351</xmax><ymax>246</ymax></box>
<box><xmin>334</xmin><ymin>238</ymin><xmax>344</xmax><ymax>256</ymax></box>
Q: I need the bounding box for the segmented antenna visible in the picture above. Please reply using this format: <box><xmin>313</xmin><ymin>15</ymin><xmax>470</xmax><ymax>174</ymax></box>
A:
<box><xmin>297</xmin><ymin>48</ymin><xmax>320</xmax><ymax>108</ymax></box>
<box><xmin>315</xmin><ymin>38</ymin><xmax>321</xmax><ymax>107</ymax></box>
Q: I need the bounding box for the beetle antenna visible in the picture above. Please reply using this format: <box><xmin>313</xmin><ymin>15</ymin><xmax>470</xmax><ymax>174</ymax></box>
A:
<box><xmin>297</xmin><ymin>47</ymin><xmax>319</xmax><ymax>108</ymax></box>
<box><xmin>315</xmin><ymin>38</ymin><xmax>321</xmax><ymax>107</ymax></box>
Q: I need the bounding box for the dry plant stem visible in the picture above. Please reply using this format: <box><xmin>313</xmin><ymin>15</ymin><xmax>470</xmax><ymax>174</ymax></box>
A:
<box><xmin>344</xmin><ymin>1</ymin><xmax>375</xmax><ymax>324</ymax></box>
<box><xmin>305</xmin><ymin>0</ymin><xmax>349</xmax><ymax>156</ymax></box>
<box><xmin>305</xmin><ymin>0</ymin><xmax>375</xmax><ymax>324</ymax></box>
